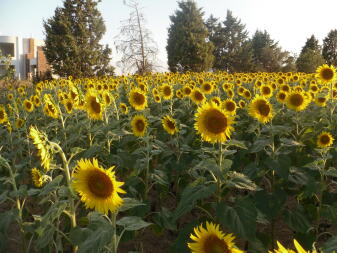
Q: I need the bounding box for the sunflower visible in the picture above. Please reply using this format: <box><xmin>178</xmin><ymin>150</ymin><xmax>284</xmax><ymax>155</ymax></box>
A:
<box><xmin>317</xmin><ymin>131</ymin><xmax>334</xmax><ymax>148</ymax></box>
<box><xmin>63</xmin><ymin>99</ymin><xmax>74</xmax><ymax>114</ymax></box>
<box><xmin>285</xmin><ymin>91</ymin><xmax>310</xmax><ymax>111</ymax></box>
<box><xmin>44</xmin><ymin>101</ymin><xmax>59</xmax><ymax>119</ymax></box>
<box><xmin>226</xmin><ymin>89</ymin><xmax>235</xmax><ymax>98</ymax></box>
<box><xmin>260</xmin><ymin>84</ymin><xmax>273</xmax><ymax>98</ymax></box>
<box><xmin>190</xmin><ymin>88</ymin><xmax>206</xmax><ymax>105</ymax></box>
<box><xmin>129</xmin><ymin>87</ymin><xmax>148</xmax><ymax>111</ymax></box>
<box><xmin>280</xmin><ymin>84</ymin><xmax>290</xmax><ymax>93</ymax></box>
<box><xmin>0</xmin><ymin>105</ymin><xmax>8</xmax><ymax>124</ymax></box>
<box><xmin>7</xmin><ymin>93</ymin><xmax>14</xmax><ymax>100</ymax></box>
<box><xmin>29</xmin><ymin>126</ymin><xmax>51</xmax><ymax>171</ymax></box>
<box><xmin>276</xmin><ymin>91</ymin><xmax>287</xmax><ymax>104</ymax></box>
<box><xmin>162</xmin><ymin>115</ymin><xmax>178</xmax><ymax>135</ymax></box>
<box><xmin>194</xmin><ymin>102</ymin><xmax>234</xmax><ymax>143</ymax></box>
<box><xmin>31</xmin><ymin>168</ymin><xmax>44</xmax><ymax>188</ymax></box>
<box><xmin>248</xmin><ymin>96</ymin><xmax>273</xmax><ymax>124</ymax></box>
<box><xmin>201</xmin><ymin>82</ymin><xmax>214</xmax><ymax>94</ymax></box>
<box><xmin>102</xmin><ymin>91</ymin><xmax>113</xmax><ymax>106</ymax></box>
<box><xmin>160</xmin><ymin>84</ymin><xmax>174</xmax><ymax>100</ymax></box>
<box><xmin>23</xmin><ymin>99</ymin><xmax>34</xmax><ymax>112</ymax></box>
<box><xmin>131</xmin><ymin>114</ymin><xmax>148</xmax><ymax>137</ymax></box>
<box><xmin>119</xmin><ymin>103</ymin><xmax>129</xmax><ymax>114</ymax></box>
<box><xmin>222</xmin><ymin>99</ymin><xmax>237</xmax><ymax>115</ymax></box>
<box><xmin>72</xmin><ymin>158</ymin><xmax>125</xmax><ymax>214</ymax></box>
<box><xmin>269</xmin><ymin>241</ymin><xmax>296</xmax><ymax>253</ymax></box>
<box><xmin>238</xmin><ymin>99</ymin><xmax>246</xmax><ymax>108</ymax></box>
<box><xmin>309</xmin><ymin>84</ymin><xmax>319</xmax><ymax>93</ymax></box>
<box><xmin>183</xmin><ymin>85</ymin><xmax>193</xmax><ymax>96</ymax></box>
<box><xmin>15</xmin><ymin>118</ymin><xmax>25</xmax><ymax>129</ymax></box>
<box><xmin>85</xmin><ymin>91</ymin><xmax>104</xmax><ymax>120</ymax></box>
<box><xmin>154</xmin><ymin>95</ymin><xmax>161</xmax><ymax>103</ymax></box>
<box><xmin>316</xmin><ymin>64</ymin><xmax>335</xmax><ymax>84</ymax></box>
<box><xmin>188</xmin><ymin>222</ymin><xmax>243</xmax><ymax>253</ymax></box>
<box><xmin>33</xmin><ymin>95</ymin><xmax>41</xmax><ymax>107</ymax></box>
<box><xmin>243</xmin><ymin>89</ymin><xmax>252</xmax><ymax>100</ymax></box>
<box><xmin>210</xmin><ymin>96</ymin><xmax>221</xmax><ymax>106</ymax></box>
<box><xmin>315</xmin><ymin>96</ymin><xmax>327</xmax><ymax>107</ymax></box>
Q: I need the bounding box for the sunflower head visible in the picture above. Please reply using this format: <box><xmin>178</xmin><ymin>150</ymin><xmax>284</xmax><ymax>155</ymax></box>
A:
<box><xmin>31</xmin><ymin>168</ymin><xmax>44</xmax><ymax>188</ymax></box>
<box><xmin>24</xmin><ymin>99</ymin><xmax>34</xmax><ymax>112</ymax></box>
<box><xmin>194</xmin><ymin>102</ymin><xmax>234</xmax><ymax>143</ymax></box>
<box><xmin>160</xmin><ymin>84</ymin><xmax>173</xmax><ymax>100</ymax></box>
<box><xmin>285</xmin><ymin>91</ymin><xmax>310</xmax><ymax>111</ymax></box>
<box><xmin>162</xmin><ymin>115</ymin><xmax>178</xmax><ymax>135</ymax></box>
<box><xmin>188</xmin><ymin>222</ymin><xmax>244</xmax><ymax>253</ymax></box>
<box><xmin>15</xmin><ymin>118</ymin><xmax>25</xmax><ymax>129</ymax></box>
<box><xmin>131</xmin><ymin>114</ymin><xmax>148</xmax><ymax>137</ymax></box>
<box><xmin>317</xmin><ymin>132</ymin><xmax>334</xmax><ymax>148</ymax></box>
<box><xmin>129</xmin><ymin>87</ymin><xmax>148</xmax><ymax>111</ymax></box>
<box><xmin>260</xmin><ymin>84</ymin><xmax>273</xmax><ymax>98</ymax></box>
<box><xmin>191</xmin><ymin>88</ymin><xmax>206</xmax><ymax>105</ymax></box>
<box><xmin>63</xmin><ymin>99</ymin><xmax>74</xmax><ymax>114</ymax></box>
<box><xmin>85</xmin><ymin>91</ymin><xmax>104</xmax><ymax>120</ymax></box>
<box><xmin>248</xmin><ymin>96</ymin><xmax>273</xmax><ymax>124</ymax></box>
<box><xmin>222</xmin><ymin>99</ymin><xmax>237</xmax><ymax>115</ymax></box>
<box><xmin>0</xmin><ymin>105</ymin><xmax>8</xmax><ymax>124</ymax></box>
<box><xmin>276</xmin><ymin>91</ymin><xmax>287</xmax><ymax>104</ymax></box>
<box><xmin>29</xmin><ymin>126</ymin><xmax>51</xmax><ymax>171</ymax></box>
<box><xmin>201</xmin><ymin>82</ymin><xmax>214</xmax><ymax>94</ymax></box>
<box><xmin>316</xmin><ymin>64</ymin><xmax>335</xmax><ymax>84</ymax></box>
<box><xmin>72</xmin><ymin>158</ymin><xmax>125</xmax><ymax>214</ymax></box>
<box><xmin>119</xmin><ymin>103</ymin><xmax>129</xmax><ymax>114</ymax></box>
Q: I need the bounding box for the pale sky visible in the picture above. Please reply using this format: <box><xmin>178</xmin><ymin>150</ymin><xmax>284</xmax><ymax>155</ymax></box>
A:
<box><xmin>1</xmin><ymin>0</ymin><xmax>337</xmax><ymax>73</ymax></box>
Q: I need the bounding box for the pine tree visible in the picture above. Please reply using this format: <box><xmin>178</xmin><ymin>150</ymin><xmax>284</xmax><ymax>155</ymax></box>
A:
<box><xmin>322</xmin><ymin>29</ymin><xmax>337</xmax><ymax>66</ymax></box>
<box><xmin>43</xmin><ymin>0</ymin><xmax>114</xmax><ymax>78</ymax></box>
<box><xmin>205</xmin><ymin>15</ymin><xmax>224</xmax><ymax>70</ymax></box>
<box><xmin>166</xmin><ymin>0</ymin><xmax>214</xmax><ymax>72</ymax></box>
<box><xmin>221</xmin><ymin>10</ymin><xmax>251</xmax><ymax>72</ymax></box>
<box><xmin>296</xmin><ymin>35</ymin><xmax>324</xmax><ymax>73</ymax></box>
<box><xmin>251</xmin><ymin>30</ymin><xmax>288</xmax><ymax>72</ymax></box>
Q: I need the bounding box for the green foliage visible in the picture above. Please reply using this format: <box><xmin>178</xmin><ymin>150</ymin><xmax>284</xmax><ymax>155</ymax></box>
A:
<box><xmin>166</xmin><ymin>0</ymin><xmax>214</xmax><ymax>72</ymax></box>
<box><xmin>43</xmin><ymin>0</ymin><xmax>114</xmax><ymax>78</ymax></box>
<box><xmin>251</xmin><ymin>30</ymin><xmax>289</xmax><ymax>72</ymax></box>
<box><xmin>206</xmin><ymin>11</ymin><xmax>254</xmax><ymax>72</ymax></box>
<box><xmin>296</xmin><ymin>35</ymin><xmax>325</xmax><ymax>73</ymax></box>
<box><xmin>0</xmin><ymin>49</ymin><xmax>15</xmax><ymax>80</ymax></box>
<box><xmin>322</xmin><ymin>29</ymin><xmax>337</xmax><ymax>66</ymax></box>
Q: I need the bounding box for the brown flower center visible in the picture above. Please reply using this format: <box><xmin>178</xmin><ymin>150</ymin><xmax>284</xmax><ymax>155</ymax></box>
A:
<box><xmin>290</xmin><ymin>94</ymin><xmax>304</xmax><ymax>107</ymax></box>
<box><xmin>257</xmin><ymin>100</ymin><xmax>270</xmax><ymax>116</ymax></box>
<box><xmin>90</xmin><ymin>98</ymin><xmax>101</xmax><ymax>114</ymax></box>
<box><xmin>87</xmin><ymin>170</ymin><xmax>113</xmax><ymax>198</ymax></box>
<box><xmin>194</xmin><ymin>91</ymin><xmax>204</xmax><ymax>101</ymax></box>
<box><xmin>203</xmin><ymin>235</ymin><xmax>229</xmax><ymax>253</ymax></box>
<box><xmin>321</xmin><ymin>68</ymin><xmax>334</xmax><ymax>81</ymax></box>
<box><xmin>133</xmin><ymin>92</ymin><xmax>145</xmax><ymax>105</ymax></box>
<box><xmin>166</xmin><ymin>119</ymin><xmax>175</xmax><ymax>130</ymax></box>
<box><xmin>204</xmin><ymin>109</ymin><xmax>227</xmax><ymax>134</ymax></box>
<box><xmin>135</xmin><ymin>119</ymin><xmax>145</xmax><ymax>132</ymax></box>
<box><xmin>225</xmin><ymin>102</ymin><xmax>235</xmax><ymax>112</ymax></box>
<box><xmin>320</xmin><ymin>135</ymin><xmax>331</xmax><ymax>145</ymax></box>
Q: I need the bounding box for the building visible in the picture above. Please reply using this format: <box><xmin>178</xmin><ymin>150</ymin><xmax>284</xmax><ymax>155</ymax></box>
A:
<box><xmin>0</xmin><ymin>36</ymin><xmax>51</xmax><ymax>80</ymax></box>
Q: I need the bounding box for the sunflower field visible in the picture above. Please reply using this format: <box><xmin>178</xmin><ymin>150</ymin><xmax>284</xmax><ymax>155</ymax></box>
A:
<box><xmin>1</xmin><ymin>65</ymin><xmax>337</xmax><ymax>253</ymax></box>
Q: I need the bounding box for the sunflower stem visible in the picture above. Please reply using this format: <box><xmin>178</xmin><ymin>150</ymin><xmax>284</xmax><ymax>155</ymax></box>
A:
<box><xmin>217</xmin><ymin>142</ymin><xmax>223</xmax><ymax>203</ymax></box>
<box><xmin>111</xmin><ymin>211</ymin><xmax>118</xmax><ymax>253</ymax></box>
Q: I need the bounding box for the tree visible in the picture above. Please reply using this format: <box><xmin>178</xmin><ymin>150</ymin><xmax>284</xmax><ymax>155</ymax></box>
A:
<box><xmin>115</xmin><ymin>0</ymin><xmax>158</xmax><ymax>75</ymax></box>
<box><xmin>296</xmin><ymin>49</ymin><xmax>325</xmax><ymax>73</ymax></box>
<box><xmin>251</xmin><ymin>30</ymin><xmax>288</xmax><ymax>72</ymax></box>
<box><xmin>0</xmin><ymin>49</ymin><xmax>15</xmax><ymax>80</ymax></box>
<box><xmin>43</xmin><ymin>0</ymin><xmax>114</xmax><ymax>78</ymax></box>
<box><xmin>205</xmin><ymin>15</ymin><xmax>224</xmax><ymax>70</ymax></box>
<box><xmin>296</xmin><ymin>35</ymin><xmax>324</xmax><ymax>73</ymax></box>
<box><xmin>323</xmin><ymin>29</ymin><xmax>337</xmax><ymax>66</ymax></box>
<box><xmin>166</xmin><ymin>0</ymin><xmax>214</xmax><ymax>72</ymax></box>
<box><xmin>282</xmin><ymin>55</ymin><xmax>297</xmax><ymax>72</ymax></box>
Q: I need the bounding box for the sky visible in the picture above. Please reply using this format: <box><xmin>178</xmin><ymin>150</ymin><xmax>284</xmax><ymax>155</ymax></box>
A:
<box><xmin>1</xmin><ymin>0</ymin><xmax>337</xmax><ymax>73</ymax></box>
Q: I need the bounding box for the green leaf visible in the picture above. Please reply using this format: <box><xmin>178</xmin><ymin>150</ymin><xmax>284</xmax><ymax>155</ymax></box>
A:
<box><xmin>39</xmin><ymin>175</ymin><xmax>63</xmax><ymax>197</ymax></box>
<box><xmin>226</xmin><ymin>140</ymin><xmax>247</xmax><ymax>149</ymax></box>
<box><xmin>116</xmin><ymin>216</ymin><xmax>152</xmax><ymax>231</ymax></box>
<box><xmin>321</xmin><ymin>236</ymin><xmax>337</xmax><ymax>253</ymax></box>
<box><xmin>216</xmin><ymin>197</ymin><xmax>257</xmax><ymax>240</ymax></box>
<box><xmin>36</xmin><ymin>225</ymin><xmax>56</xmax><ymax>249</ymax></box>
<box><xmin>254</xmin><ymin>189</ymin><xmax>287</xmax><ymax>220</ymax></box>
<box><xmin>250</xmin><ymin>139</ymin><xmax>270</xmax><ymax>153</ymax></box>
<box><xmin>283</xmin><ymin>208</ymin><xmax>311</xmax><ymax>233</ymax></box>
<box><xmin>119</xmin><ymin>198</ymin><xmax>145</xmax><ymax>212</ymax></box>
<box><xmin>226</xmin><ymin>171</ymin><xmax>261</xmax><ymax>191</ymax></box>
<box><xmin>172</xmin><ymin>182</ymin><xmax>216</xmax><ymax>221</ymax></box>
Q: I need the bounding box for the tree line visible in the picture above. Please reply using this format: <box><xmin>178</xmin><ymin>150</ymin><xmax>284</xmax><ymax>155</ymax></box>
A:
<box><xmin>43</xmin><ymin>0</ymin><xmax>337</xmax><ymax>78</ymax></box>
